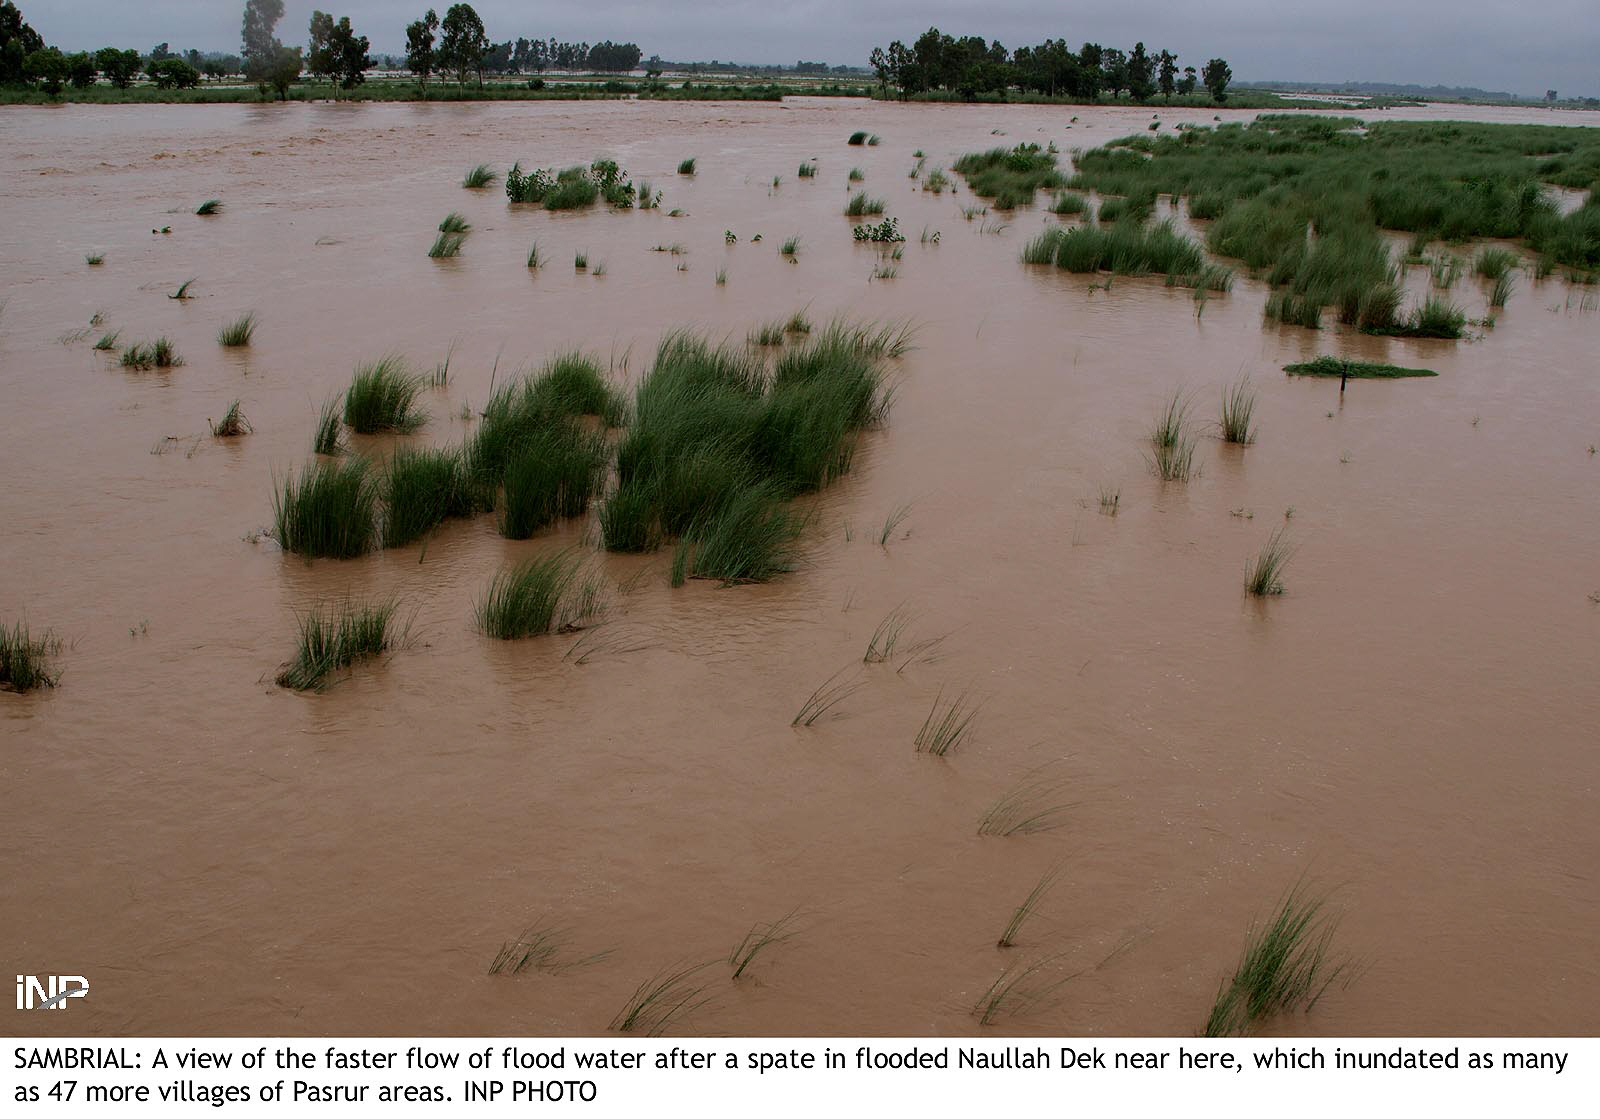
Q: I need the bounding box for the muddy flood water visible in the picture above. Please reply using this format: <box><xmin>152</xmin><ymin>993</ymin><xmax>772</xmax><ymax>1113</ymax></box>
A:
<box><xmin>2</xmin><ymin>97</ymin><xmax>1597</xmax><ymax>1037</ymax></box>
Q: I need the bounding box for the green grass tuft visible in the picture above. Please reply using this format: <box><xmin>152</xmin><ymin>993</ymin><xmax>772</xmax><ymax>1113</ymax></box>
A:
<box><xmin>313</xmin><ymin>398</ymin><xmax>344</xmax><ymax>454</ymax></box>
<box><xmin>1149</xmin><ymin>391</ymin><xmax>1197</xmax><ymax>481</ymax></box>
<box><xmin>791</xmin><ymin>665</ymin><xmax>866</xmax><ymax>726</ymax></box>
<box><xmin>438</xmin><ymin>211</ymin><xmax>471</xmax><ymax>233</ymax></box>
<box><xmin>609</xmin><ymin>962</ymin><xmax>716</xmax><ymax>1036</ymax></box>
<box><xmin>1</xmin><ymin>622</ymin><xmax>61</xmax><ymax>692</ymax></box>
<box><xmin>462</xmin><ymin>163</ymin><xmax>497</xmax><ymax>189</ymax></box>
<box><xmin>272</xmin><ymin>456</ymin><xmax>377</xmax><ymax>558</ymax></box>
<box><xmin>729</xmin><ymin>908</ymin><xmax>802</xmax><ymax>980</ymax></box>
<box><xmin>677</xmin><ymin>157</ymin><xmax>697</xmax><ymax>175</ymax></box>
<box><xmin>1245</xmin><ymin>528</ymin><xmax>1293</xmax><ymax>596</ymax></box>
<box><xmin>344</xmin><ymin>355</ymin><xmax>425</xmax><ymax>434</ymax></box>
<box><xmin>119</xmin><ymin>337</ymin><xmax>183</xmax><ymax>369</ymax></box>
<box><xmin>428</xmin><ymin>231</ymin><xmax>464</xmax><ymax>258</ymax></box>
<box><xmin>209</xmin><ymin>399</ymin><xmax>251</xmax><ymax>437</ymax></box>
<box><xmin>195</xmin><ymin>199</ymin><xmax>221</xmax><ymax>215</ymax></box>
<box><xmin>914</xmin><ymin>687</ymin><xmax>981</xmax><ymax>756</ymax></box>
<box><xmin>476</xmin><ymin>552</ymin><xmax>605</xmax><ymax>639</ymax></box>
<box><xmin>845</xmin><ymin>191</ymin><xmax>885</xmax><ymax>216</ymax></box>
<box><xmin>381</xmin><ymin>445</ymin><xmax>468</xmax><ymax>547</ymax></box>
<box><xmin>1220</xmin><ymin>377</ymin><xmax>1257</xmax><ymax>445</ymax></box>
<box><xmin>217</xmin><ymin>311</ymin><xmax>256</xmax><ymax>347</ymax></box>
<box><xmin>1204</xmin><ymin>884</ymin><xmax>1352</xmax><ymax>1037</ymax></box>
<box><xmin>275</xmin><ymin>599</ymin><xmax>399</xmax><ymax>691</ymax></box>
<box><xmin>998</xmin><ymin>865</ymin><xmax>1063</xmax><ymax>948</ymax></box>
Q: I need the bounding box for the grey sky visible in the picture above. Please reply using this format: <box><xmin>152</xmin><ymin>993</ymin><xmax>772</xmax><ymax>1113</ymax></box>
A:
<box><xmin>28</xmin><ymin>1</ymin><xmax>1600</xmax><ymax>98</ymax></box>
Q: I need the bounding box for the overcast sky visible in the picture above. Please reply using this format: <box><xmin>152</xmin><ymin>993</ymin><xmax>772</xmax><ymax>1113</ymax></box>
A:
<box><xmin>28</xmin><ymin>1</ymin><xmax>1600</xmax><ymax>98</ymax></box>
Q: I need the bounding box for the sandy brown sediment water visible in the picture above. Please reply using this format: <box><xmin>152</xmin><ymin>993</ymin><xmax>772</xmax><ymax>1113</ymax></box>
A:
<box><xmin>2</xmin><ymin>97</ymin><xmax>1598</xmax><ymax>1037</ymax></box>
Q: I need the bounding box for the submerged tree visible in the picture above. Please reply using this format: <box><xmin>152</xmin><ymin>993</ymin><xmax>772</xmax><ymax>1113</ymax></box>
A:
<box><xmin>405</xmin><ymin>8</ymin><xmax>438</xmax><ymax>91</ymax></box>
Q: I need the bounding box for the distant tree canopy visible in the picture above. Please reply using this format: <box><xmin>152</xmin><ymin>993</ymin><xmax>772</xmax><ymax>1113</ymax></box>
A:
<box><xmin>241</xmin><ymin>0</ymin><xmax>285</xmax><ymax>83</ymax></box>
<box><xmin>405</xmin><ymin>8</ymin><xmax>438</xmax><ymax>89</ymax></box>
<box><xmin>1</xmin><ymin>0</ymin><xmax>45</xmax><ymax>84</ymax></box>
<box><xmin>307</xmin><ymin>10</ymin><xmax>370</xmax><ymax>92</ymax></box>
<box><xmin>869</xmin><ymin>26</ymin><xmax>1231</xmax><ymax>103</ymax></box>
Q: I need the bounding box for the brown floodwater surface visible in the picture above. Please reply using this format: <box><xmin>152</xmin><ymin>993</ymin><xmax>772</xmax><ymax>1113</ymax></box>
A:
<box><xmin>2</xmin><ymin>98</ymin><xmax>1598</xmax><ymax>1038</ymax></box>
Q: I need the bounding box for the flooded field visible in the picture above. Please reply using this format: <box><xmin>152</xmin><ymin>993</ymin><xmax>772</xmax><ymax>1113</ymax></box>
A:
<box><xmin>2</xmin><ymin>97</ymin><xmax>1597</xmax><ymax>1037</ymax></box>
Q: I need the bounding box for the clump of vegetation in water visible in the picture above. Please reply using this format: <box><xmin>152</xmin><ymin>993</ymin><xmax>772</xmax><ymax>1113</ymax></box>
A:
<box><xmin>1244</xmin><ymin>528</ymin><xmax>1294</xmax><ymax>596</ymax></box>
<box><xmin>1024</xmin><ymin>222</ymin><xmax>1230</xmax><ymax>291</ymax></box>
<box><xmin>195</xmin><ymin>199</ymin><xmax>222</xmax><ymax>215</ymax></box>
<box><xmin>438</xmin><ymin>211</ymin><xmax>471</xmax><ymax>233</ymax></box>
<box><xmin>1219</xmin><ymin>377</ymin><xmax>1257</xmax><ymax>445</ymax></box>
<box><xmin>344</xmin><ymin>356</ymin><xmax>425</xmax><ymax>434</ymax></box>
<box><xmin>476</xmin><ymin>552</ymin><xmax>606</xmax><ymax>639</ymax></box>
<box><xmin>1</xmin><ymin>622</ymin><xmax>61</xmax><ymax>692</ymax></box>
<box><xmin>505</xmin><ymin>159</ymin><xmax>638</xmax><ymax>208</ymax></box>
<box><xmin>1049</xmin><ymin>191</ymin><xmax>1088</xmax><ymax>215</ymax></box>
<box><xmin>847</xmin><ymin>131</ymin><xmax>880</xmax><ymax>146</ymax></box>
<box><xmin>1149</xmin><ymin>391</ymin><xmax>1197</xmax><ymax>481</ymax></box>
<box><xmin>601</xmin><ymin>323</ymin><xmax>901</xmax><ymax>582</ymax></box>
<box><xmin>428</xmin><ymin>232</ymin><xmax>464</xmax><ymax>258</ymax></box>
<box><xmin>461</xmin><ymin>163</ymin><xmax>497</xmax><ymax>189</ymax></box>
<box><xmin>1072</xmin><ymin>115</ymin><xmax>1600</xmax><ymax>275</ymax></box>
<box><xmin>272</xmin><ymin>456</ymin><xmax>378</xmax><ymax>558</ymax></box>
<box><xmin>677</xmin><ymin>157</ymin><xmax>697</xmax><ymax>175</ymax></box>
<box><xmin>218</xmin><ymin>311</ymin><xmax>257</xmax><ymax>347</ymax></box>
<box><xmin>313</xmin><ymin>398</ymin><xmax>344</xmax><ymax>454</ymax></box>
<box><xmin>463</xmin><ymin>352</ymin><xmax>626</xmax><ymax>521</ymax></box>
<box><xmin>915</xmin><ymin>688</ymin><xmax>981</xmax><ymax>756</ymax></box>
<box><xmin>1283</xmin><ymin>356</ymin><xmax>1438</xmax><ymax>379</ymax></box>
<box><xmin>997</xmin><ymin>865</ymin><xmax>1063</xmax><ymax>949</ymax></box>
<box><xmin>953</xmin><ymin>144</ymin><xmax>1067</xmax><ymax>209</ymax></box>
<box><xmin>380</xmin><ymin>446</ymin><xmax>470</xmax><ymax>548</ymax></box>
<box><xmin>209</xmin><ymin>400</ymin><xmax>251</xmax><ymax>437</ymax></box>
<box><xmin>119</xmin><ymin>337</ymin><xmax>183</xmax><ymax>369</ymax></box>
<box><xmin>798</xmin><ymin>161</ymin><xmax>818</xmax><ymax>178</ymax></box>
<box><xmin>853</xmin><ymin>216</ymin><xmax>905</xmax><ymax>243</ymax></box>
<box><xmin>845</xmin><ymin>191</ymin><xmax>886</xmax><ymax>216</ymax></box>
<box><xmin>275</xmin><ymin>599</ymin><xmax>400</xmax><ymax>691</ymax></box>
<box><xmin>1204</xmin><ymin>883</ymin><xmax>1352</xmax><ymax>1036</ymax></box>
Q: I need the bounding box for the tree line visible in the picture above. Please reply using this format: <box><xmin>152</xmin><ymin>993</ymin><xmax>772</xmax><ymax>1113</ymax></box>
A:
<box><xmin>870</xmin><ymin>27</ymin><xmax>1233</xmax><ymax>103</ymax></box>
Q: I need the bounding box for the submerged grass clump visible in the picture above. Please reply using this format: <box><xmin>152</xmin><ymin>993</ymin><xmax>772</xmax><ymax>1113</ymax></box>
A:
<box><xmin>218</xmin><ymin>311</ymin><xmax>256</xmax><ymax>347</ymax></box>
<box><xmin>428</xmin><ymin>232</ymin><xmax>464</xmax><ymax>258</ymax></box>
<box><xmin>438</xmin><ymin>211</ymin><xmax>471</xmax><ymax>233</ymax></box>
<box><xmin>476</xmin><ymin>552</ymin><xmax>605</xmax><ymax>639</ymax></box>
<box><xmin>119</xmin><ymin>337</ymin><xmax>183</xmax><ymax>370</ymax></box>
<box><xmin>1245</xmin><ymin>528</ymin><xmax>1294</xmax><ymax>596</ymax></box>
<box><xmin>791</xmin><ymin>666</ymin><xmax>866</xmax><ymax>726</ymax></box>
<box><xmin>1283</xmin><ymin>356</ymin><xmax>1438</xmax><ymax>379</ymax></box>
<box><xmin>677</xmin><ymin>157</ymin><xmax>697</xmax><ymax>175</ymax></box>
<box><xmin>1204</xmin><ymin>884</ymin><xmax>1352</xmax><ymax>1036</ymax></box>
<box><xmin>603</xmin><ymin>323</ymin><xmax>896</xmax><ymax>580</ymax></box>
<box><xmin>998</xmin><ymin>865</ymin><xmax>1063</xmax><ymax>949</ymax></box>
<box><xmin>953</xmin><ymin>144</ymin><xmax>1066</xmax><ymax>208</ymax></box>
<box><xmin>272</xmin><ymin>456</ymin><xmax>377</xmax><ymax>558</ymax></box>
<box><xmin>1030</xmin><ymin>221</ymin><xmax>1229</xmax><ymax>291</ymax></box>
<box><xmin>498</xmin><ymin>426</ymin><xmax>608</xmax><ymax>538</ymax></box>
<box><xmin>93</xmin><ymin>329</ymin><xmax>121</xmax><ymax>351</ymax></box>
<box><xmin>729</xmin><ymin>908</ymin><xmax>801</xmax><ymax>980</ymax></box>
<box><xmin>845</xmin><ymin>191</ymin><xmax>886</xmax><ymax>216</ymax></box>
<box><xmin>275</xmin><ymin>599</ymin><xmax>399</xmax><ymax>691</ymax></box>
<box><xmin>381</xmin><ymin>445</ymin><xmax>468</xmax><ymax>547</ymax></box>
<box><xmin>978</xmin><ymin>765</ymin><xmax>1075</xmax><ymax>837</ymax></box>
<box><xmin>914</xmin><ymin>688</ymin><xmax>981</xmax><ymax>756</ymax></box>
<box><xmin>344</xmin><ymin>356</ymin><xmax>425</xmax><ymax>434</ymax></box>
<box><xmin>209</xmin><ymin>399</ymin><xmax>251</xmax><ymax>437</ymax></box>
<box><xmin>1149</xmin><ymin>391</ymin><xmax>1197</xmax><ymax>481</ymax></box>
<box><xmin>462</xmin><ymin>163</ymin><xmax>497</xmax><ymax>189</ymax></box>
<box><xmin>1</xmin><ymin>622</ymin><xmax>61</xmax><ymax>692</ymax></box>
<box><xmin>313</xmin><ymin>398</ymin><xmax>344</xmax><ymax>454</ymax></box>
<box><xmin>195</xmin><ymin>199</ymin><xmax>221</xmax><ymax>215</ymax></box>
<box><xmin>1220</xmin><ymin>377</ymin><xmax>1257</xmax><ymax>445</ymax></box>
<box><xmin>610</xmin><ymin>962</ymin><xmax>716</xmax><ymax>1036</ymax></box>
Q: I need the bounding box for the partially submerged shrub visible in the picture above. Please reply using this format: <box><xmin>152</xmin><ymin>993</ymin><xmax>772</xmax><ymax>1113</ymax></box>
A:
<box><xmin>119</xmin><ymin>337</ymin><xmax>183</xmax><ymax>370</ymax></box>
<box><xmin>381</xmin><ymin>445</ymin><xmax>469</xmax><ymax>548</ymax></box>
<box><xmin>476</xmin><ymin>552</ymin><xmax>605</xmax><ymax>638</ymax></box>
<box><xmin>209</xmin><ymin>399</ymin><xmax>251</xmax><ymax>437</ymax></box>
<box><xmin>462</xmin><ymin>163</ymin><xmax>497</xmax><ymax>189</ymax></box>
<box><xmin>218</xmin><ymin>312</ymin><xmax>257</xmax><ymax>347</ymax></box>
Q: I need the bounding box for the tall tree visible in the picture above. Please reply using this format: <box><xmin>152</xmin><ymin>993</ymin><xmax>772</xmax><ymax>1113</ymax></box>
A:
<box><xmin>1202</xmin><ymin>57</ymin><xmax>1232</xmax><ymax>102</ymax></box>
<box><xmin>1157</xmin><ymin>50</ymin><xmax>1177</xmax><ymax>99</ymax></box>
<box><xmin>405</xmin><ymin>9</ymin><xmax>438</xmax><ymax>91</ymax></box>
<box><xmin>306</xmin><ymin>10</ymin><xmax>336</xmax><ymax>86</ymax></box>
<box><xmin>241</xmin><ymin>0</ymin><xmax>285</xmax><ymax>82</ymax></box>
<box><xmin>1178</xmin><ymin>65</ymin><xmax>1197</xmax><ymax>95</ymax></box>
<box><xmin>1</xmin><ymin>0</ymin><xmax>45</xmax><ymax>85</ymax></box>
<box><xmin>22</xmin><ymin>45</ymin><xmax>66</xmax><ymax>94</ymax></box>
<box><xmin>438</xmin><ymin>3</ymin><xmax>487</xmax><ymax>88</ymax></box>
<box><xmin>331</xmin><ymin>17</ymin><xmax>369</xmax><ymax>90</ymax></box>
<box><xmin>265</xmin><ymin>43</ymin><xmax>300</xmax><ymax>99</ymax></box>
<box><xmin>1100</xmin><ymin>47</ymin><xmax>1128</xmax><ymax>98</ymax></box>
<box><xmin>66</xmin><ymin>50</ymin><xmax>96</xmax><ymax>89</ymax></box>
<box><xmin>1127</xmin><ymin>42</ymin><xmax>1154</xmax><ymax>102</ymax></box>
